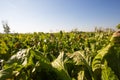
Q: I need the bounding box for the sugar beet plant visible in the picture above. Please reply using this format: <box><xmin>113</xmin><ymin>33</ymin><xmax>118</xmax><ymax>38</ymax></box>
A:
<box><xmin>0</xmin><ymin>30</ymin><xmax>119</xmax><ymax>80</ymax></box>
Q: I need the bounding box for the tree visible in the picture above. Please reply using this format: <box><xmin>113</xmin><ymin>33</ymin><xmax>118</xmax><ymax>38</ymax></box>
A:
<box><xmin>2</xmin><ymin>21</ymin><xmax>10</xmax><ymax>34</ymax></box>
<box><xmin>116</xmin><ymin>24</ymin><xmax>120</xmax><ymax>29</ymax></box>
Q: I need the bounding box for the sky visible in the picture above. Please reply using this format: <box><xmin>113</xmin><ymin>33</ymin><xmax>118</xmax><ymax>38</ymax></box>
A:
<box><xmin>0</xmin><ymin>0</ymin><xmax>120</xmax><ymax>33</ymax></box>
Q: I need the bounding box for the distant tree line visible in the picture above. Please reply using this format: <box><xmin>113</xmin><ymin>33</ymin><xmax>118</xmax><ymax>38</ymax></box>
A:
<box><xmin>1</xmin><ymin>20</ymin><xmax>120</xmax><ymax>34</ymax></box>
<box><xmin>94</xmin><ymin>27</ymin><xmax>115</xmax><ymax>32</ymax></box>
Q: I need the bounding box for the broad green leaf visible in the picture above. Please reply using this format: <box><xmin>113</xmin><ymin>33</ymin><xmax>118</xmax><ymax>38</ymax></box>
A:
<box><xmin>51</xmin><ymin>52</ymin><xmax>71</xmax><ymax>80</ymax></box>
<box><xmin>66</xmin><ymin>51</ymin><xmax>94</xmax><ymax>80</ymax></box>
<box><xmin>92</xmin><ymin>41</ymin><xmax>120</xmax><ymax>80</ymax></box>
<box><xmin>101</xmin><ymin>60</ymin><xmax>119</xmax><ymax>80</ymax></box>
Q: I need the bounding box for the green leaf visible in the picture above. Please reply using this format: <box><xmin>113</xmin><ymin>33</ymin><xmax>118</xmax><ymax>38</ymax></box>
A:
<box><xmin>101</xmin><ymin>60</ymin><xmax>119</xmax><ymax>80</ymax></box>
<box><xmin>51</xmin><ymin>52</ymin><xmax>71</xmax><ymax>80</ymax></box>
<box><xmin>66</xmin><ymin>51</ymin><xmax>94</xmax><ymax>80</ymax></box>
<box><xmin>92</xmin><ymin>42</ymin><xmax>120</xmax><ymax>80</ymax></box>
<box><xmin>0</xmin><ymin>67</ymin><xmax>14</xmax><ymax>80</ymax></box>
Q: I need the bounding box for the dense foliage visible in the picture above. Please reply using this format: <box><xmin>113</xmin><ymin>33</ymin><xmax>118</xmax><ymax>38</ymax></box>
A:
<box><xmin>0</xmin><ymin>31</ymin><xmax>119</xmax><ymax>80</ymax></box>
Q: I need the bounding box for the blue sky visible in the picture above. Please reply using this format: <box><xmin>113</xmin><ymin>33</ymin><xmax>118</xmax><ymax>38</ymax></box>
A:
<box><xmin>0</xmin><ymin>0</ymin><xmax>120</xmax><ymax>33</ymax></box>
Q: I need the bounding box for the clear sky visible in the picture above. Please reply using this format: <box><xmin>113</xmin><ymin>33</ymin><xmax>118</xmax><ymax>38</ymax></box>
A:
<box><xmin>0</xmin><ymin>0</ymin><xmax>120</xmax><ymax>33</ymax></box>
